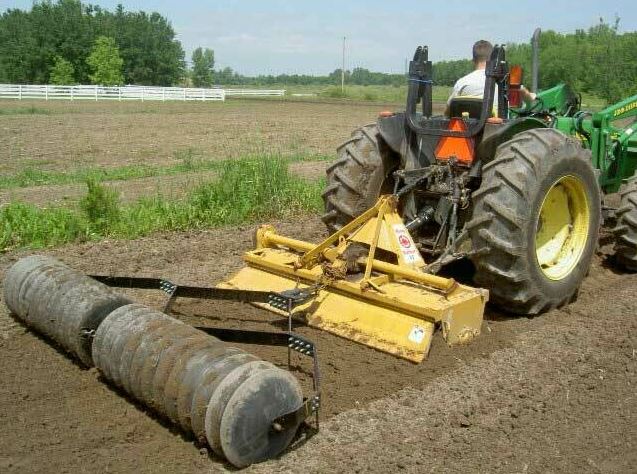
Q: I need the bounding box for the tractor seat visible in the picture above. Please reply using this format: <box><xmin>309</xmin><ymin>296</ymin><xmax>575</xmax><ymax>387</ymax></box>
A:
<box><xmin>448</xmin><ymin>96</ymin><xmax>484</xmax><ymax>119</ymax></box>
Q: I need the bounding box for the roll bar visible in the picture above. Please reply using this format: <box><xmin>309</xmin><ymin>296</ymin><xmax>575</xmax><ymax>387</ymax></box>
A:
<box><xmin>405</xmin><ymin>45</ymin><xmax>509</xmax><ymax>138</ymax></box>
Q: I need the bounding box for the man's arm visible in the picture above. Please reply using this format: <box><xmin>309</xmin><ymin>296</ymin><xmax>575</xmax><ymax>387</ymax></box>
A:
<box><xmin>520</xmin><ymin>86</ymin><xmax>537</xmax><ymax>104</ymax></box>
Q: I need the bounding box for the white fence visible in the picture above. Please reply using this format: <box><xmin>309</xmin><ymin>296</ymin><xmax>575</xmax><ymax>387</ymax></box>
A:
<box><xmin>223</xmin><ymin>88</ymin><xmax>285</xmax><ymax>97</ymax></box>
<box><xmin>0</xmin><ymin>84</ymin><xmax>286</xmax><ymax>102</ymax></box>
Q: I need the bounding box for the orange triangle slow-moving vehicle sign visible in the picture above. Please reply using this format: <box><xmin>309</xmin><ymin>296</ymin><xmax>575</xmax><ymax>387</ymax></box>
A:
<box><xmin>434</xmin><ymin>118</ymin><xmax>475</xmax><ymax>164</ymax></box>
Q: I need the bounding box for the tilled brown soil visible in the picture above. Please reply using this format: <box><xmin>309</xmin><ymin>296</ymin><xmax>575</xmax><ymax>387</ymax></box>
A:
<box><xmin>0</xmin><ymin>100</ymin><xmax>388</xmax><ymax>174</ymax></box>
<box><xmin>0</xmin><ymin>220</ymin><xmax>635</xmax><ymax>473</ymax></box>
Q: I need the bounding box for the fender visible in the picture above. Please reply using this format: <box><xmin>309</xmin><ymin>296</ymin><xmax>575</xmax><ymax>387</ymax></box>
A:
<box><xmin>377</xmin><ymin>113</ymin><xmax>409</xmax><ymax>154</ymax></box>
<box><xmin>477</xmin><ymin>117</ymin><xmax>547</xmax><ymax>161</ymax></box>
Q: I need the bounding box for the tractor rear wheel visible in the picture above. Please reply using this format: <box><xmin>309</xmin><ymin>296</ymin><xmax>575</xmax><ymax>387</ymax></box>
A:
<box><xmin>468</xmin><ymin>128</ymin><xmax>601</xmax><ymax>315</ymax></box>
<box><xmin>613</xmin><ymin>174</ymin><xmax>637</xmax><ymax>271</ymax></box>
<box><xmin>322</xmin><ymin>123</ymin><xmax>398</xmax><ymax>232</ymax></box>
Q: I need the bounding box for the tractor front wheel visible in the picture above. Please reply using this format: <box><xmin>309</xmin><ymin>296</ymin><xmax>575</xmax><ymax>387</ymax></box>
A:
<box><xmin>468</xmin><ymin>128</ymin><xmax>601</xmax><ymax>314</ymax></box>
<box><xmin>613</xmin><ymin>174</ymin><xmax>637</xmax><ymax>271</ymax></box>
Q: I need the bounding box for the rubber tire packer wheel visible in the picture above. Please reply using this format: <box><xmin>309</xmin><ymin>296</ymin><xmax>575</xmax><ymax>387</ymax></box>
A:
<box><xmin>613</xmin><ymin>174</ymin><xmax>637</xmax><ymax>271</ymax></box>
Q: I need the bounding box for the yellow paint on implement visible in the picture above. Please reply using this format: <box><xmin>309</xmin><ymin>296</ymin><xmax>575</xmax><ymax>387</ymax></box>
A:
<box><xmin>220</xmin><ymin>196</ymin><xmax>488</xmax><ymax>363</ymax></box>
<box><xmin>535</xmin><ymin>175</ymin><xmax>590</xmax><ymax>281</ymax></box>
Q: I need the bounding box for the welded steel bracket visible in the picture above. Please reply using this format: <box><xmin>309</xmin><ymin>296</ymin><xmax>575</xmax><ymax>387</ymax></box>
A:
<box><xmin>197</xmin><ymin>327</ymin><xmax>321</xmax><ymax>433</ymax></box>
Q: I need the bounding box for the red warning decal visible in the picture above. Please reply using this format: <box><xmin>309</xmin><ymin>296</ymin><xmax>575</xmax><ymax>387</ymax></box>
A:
<box><xmin>392</xmin><ymin>223</ymin><xmax>425</xmax><ymax>266</ymax></box>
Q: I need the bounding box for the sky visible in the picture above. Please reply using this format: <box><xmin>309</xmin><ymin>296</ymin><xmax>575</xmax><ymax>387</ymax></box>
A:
<box><xmin>2</xmin><ymin>0</ymin><xmax>637</xmax><ymax>75</ymax></box>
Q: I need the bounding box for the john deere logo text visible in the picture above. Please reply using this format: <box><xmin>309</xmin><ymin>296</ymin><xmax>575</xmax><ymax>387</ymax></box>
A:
<box><xmin>614</xmin><ymin>100</ymin><xmax>637</xmax><ymax>118</ymax></box>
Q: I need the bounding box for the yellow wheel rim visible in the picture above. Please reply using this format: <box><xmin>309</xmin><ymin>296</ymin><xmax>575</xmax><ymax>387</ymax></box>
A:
<box><xmin>535</xmin><ymin>175</ymin><xmax>590</xmax><ymax>281</ymax></box>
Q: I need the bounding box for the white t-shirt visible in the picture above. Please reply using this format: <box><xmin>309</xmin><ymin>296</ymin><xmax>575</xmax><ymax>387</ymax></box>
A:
<box><xmin>447</xmin><ymin>68</ymin><xmax>498</xmax><ymax>111</ymax></box>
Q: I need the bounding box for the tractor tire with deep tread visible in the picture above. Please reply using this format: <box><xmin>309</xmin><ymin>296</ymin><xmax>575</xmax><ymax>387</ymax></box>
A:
<box><xmin>468</xmin><ymin>128</ymin><xmax>601</xmax><ymax>315</ymax></box>
<box><xmin>613</xmin><ymin>175</ymin><xmax>637</xmax><ymax>271</ymax></box>
<box><xmin>322</xmin><ymin>123</ymin><xmax>397</xmax><ymax>232</ymax></box>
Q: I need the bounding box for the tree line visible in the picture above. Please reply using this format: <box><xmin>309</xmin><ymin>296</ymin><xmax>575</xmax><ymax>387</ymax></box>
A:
<box><xmin>1</xmin><ymin>2</ymin><xmax>635</xmax><ymax>104</ymax></box>
<box><xmin>206</xmin><ymin>20</ymin><xmax>637</xmax><ymax>106</ymax></box>
<box><xmin>506</xmin><ymin>19</ymin><xmax>637</xmax><ymax>103</ymax></box>
<box><xmin>211</xmin><ymin>19</ymin><xmax>637</xmax><ymax>105</ymax></box>
<box><xmin>209</xmin><ymin>63</ymin><xmax>470</xmax><ymax>88</ymax></box>
<box><xmin>209</xmin><ymin>67</ymin><xmax>406</xmax><ymax>87</ymax></box>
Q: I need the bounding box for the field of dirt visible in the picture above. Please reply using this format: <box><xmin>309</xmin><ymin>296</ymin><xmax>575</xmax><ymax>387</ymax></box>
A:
<box><xmin>0</xmin><ymin>99</ymin><xmax>385</xmax><ymax>210</ymax></box>
<box><xmin>0</xmin><ymin>221</ymin><xmax>635</xmax><ymax>473</ymax></box>
<box><xmin>0</xmin><ymin>98</ymin><xmax>635</xmax><ymax>473</ymax></box>
<box><xmin>0</xmin><ymin>99</ymin><xmax>392</xmax><ymax>174</ymax></box>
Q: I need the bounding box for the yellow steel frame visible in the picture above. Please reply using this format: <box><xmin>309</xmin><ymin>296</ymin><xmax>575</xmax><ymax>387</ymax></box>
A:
<box><xmin>222</xmin><ymin>195</ymin><xmax>488</xmax><ymax>363</ymax></box>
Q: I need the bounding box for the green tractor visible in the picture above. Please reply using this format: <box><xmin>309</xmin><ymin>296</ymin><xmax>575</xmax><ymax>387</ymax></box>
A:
<box><xmin>322</xmin><ymin>44</ymin><xmax>637</xmax><ymax>314</ymax></box>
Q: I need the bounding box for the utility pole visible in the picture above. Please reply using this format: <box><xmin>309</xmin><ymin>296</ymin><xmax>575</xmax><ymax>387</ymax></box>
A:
<box><xmin>341</xmin><ymin>36</ymin><xmax>346</xmax><ymax>93</ymax></box>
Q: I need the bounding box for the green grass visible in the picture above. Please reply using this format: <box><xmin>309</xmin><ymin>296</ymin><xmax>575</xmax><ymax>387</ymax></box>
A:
<box><xmin>579</xmin><ymin>92</ymin><xmax>608</xmax><ymax>110</ymax></box>
<box><xmin>221</xmin><ymin>84</ymin><xmax>451</xmax><ymax>104</ymax></box>
<box><xmin>280</xmin><ymin>84</ymin><xmax>451</xmax><ymax>104</ymax></box>
<box><xmin>0</xmin><ymin>150</ymin><xmax>331</xmax><ymax>191</ymax></box>
<box><xmin>1</xmin><ymin>85</ymin><xmax>610</xmax><ymax>110</ymax></box>
<box><xmin>0</xmin><ymin>157</ymin><xmax>325</xmax><ymax>251</ymax></box>
<box><xmin>0</xmin><ymin>163</ymin><xmax>171</xmax><ymax>190</ymax></box>
<box><xmin>238</xmin><ymin>83</ymin><xmax>611</xmax><ymax>109</ymax></box>
<box><xmin>0</xmin><ymin>203</ymin><xmax>88</xmax><ymax>249</ymax></box>
<box><xmin>0</xmin><ymin>105</ymin><xmax>51</xmax><ymax>115</ymax></box>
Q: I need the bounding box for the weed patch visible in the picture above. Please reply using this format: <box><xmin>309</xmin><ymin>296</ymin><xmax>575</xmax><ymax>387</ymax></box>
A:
<box><xmin>0</xmin><ymin>153</ymin><xmax>330</xmax><ymax>191</ymax></box>
<box><xmin>0</xmin><ymin>105</ymin><xmax>51</xmax><ymax>115</ymax></box>
<box><xmin>0</xmin><ymin>157</ymin><xmax>324</xmax><ymax>250</ymax></box>
<box><xmin>0</xmin><ymin>203</ymin><xmax>86</xmax><ymax>250</ymax></box>
<box><xmin>80</xmin><ymin>178</ymin><xmax>121</xmax><ymax>233</ymax></box>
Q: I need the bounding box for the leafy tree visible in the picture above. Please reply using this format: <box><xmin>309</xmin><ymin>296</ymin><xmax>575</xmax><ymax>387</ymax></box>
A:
<box><xmin>433</xmin><ymin>59</ymin><xmax>473</xmax><ymax>86</ymax></box>
<box><xmin>327</xmin><ymin>68</ymin><xmax>350</xmax><ymax>85</ymax></box>
<box><xmin>0</xmin><ymin>8</ymin><xmax>37</xmax><ymax>83</ymax></box>
<box><xmin>86</xmin><ymin>36</ymin><xmax>123</xmax><ymax>85</ymax></box>
<box><xmin>215</xmin><ymin>66</ymin><xmax>236</xmax><ymax>85</ymax></box>
<box><xmin>49</xmin><ymin>56</ymin><xmax>75</xmax><ymax>84</ymax></box>
<box><xmin>191</xmin><ymin>47</ymin><xmax>214</xmax><ymax>87</ymax></box>
<box><xmin>0</xmin><ymin>1</ymin><xmax>184</xmax><ymax>86</ymax></box>
<box><xmin>503</xmin><ymin>19</ymin><xmax>637</xmax><ymax>103</ymax></box>
<box><xmin>108</xmin><ymin>10</ymin><xmax>185</xmax><ymax>86</ymax></box>
<box><xmin>25</xmin><ymin>0</ymin><xmax>93</xmax><ymax>83</ymax></box>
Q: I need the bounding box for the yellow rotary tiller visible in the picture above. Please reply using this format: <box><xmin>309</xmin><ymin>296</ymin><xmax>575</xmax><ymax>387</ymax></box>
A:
<box><xmin>221</xmin><ymin>195</ymin><xmax>488</xmax><ymax>363</ymax></box>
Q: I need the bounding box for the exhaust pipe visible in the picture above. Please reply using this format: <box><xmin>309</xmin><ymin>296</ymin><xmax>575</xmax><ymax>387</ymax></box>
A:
<box><xmin>531</xmin><ymin>28</ymin><xmax>541</xmax><ymax>93</ymax></box>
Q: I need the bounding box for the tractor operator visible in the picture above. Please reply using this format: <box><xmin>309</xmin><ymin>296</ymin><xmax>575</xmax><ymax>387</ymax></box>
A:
<box><xmin>445</xmin><ymin>40</ymin><xmax>536</xmax><ymax>116</ymax></box>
